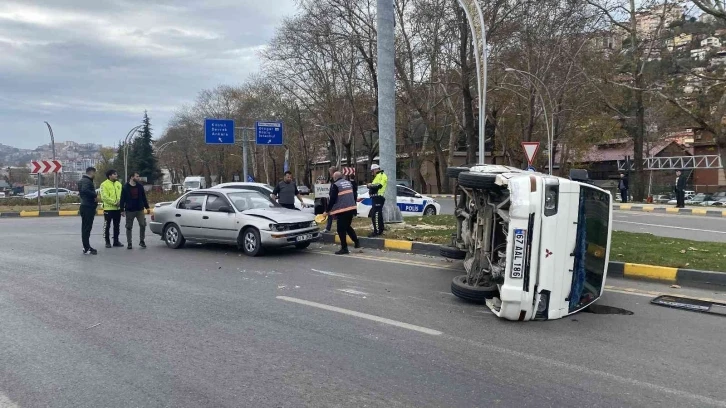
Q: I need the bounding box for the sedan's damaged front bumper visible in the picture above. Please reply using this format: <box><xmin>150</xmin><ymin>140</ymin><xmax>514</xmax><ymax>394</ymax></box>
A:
<box><xmin>259</xmin><ymin>227</ymin><xmax>321</xmax><ymax>247</ymax></box>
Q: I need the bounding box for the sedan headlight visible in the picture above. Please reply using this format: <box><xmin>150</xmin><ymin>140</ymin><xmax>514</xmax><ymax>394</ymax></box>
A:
<box><xmin>269</xmin><ymin>223</ymin><xmax>284</xmax><ymax>232</ymax></box>
<box><xmin>309</xmin><ymin>221</ymin><xmax>317</xmax><ymax>228</ymax></box>
<box><xmin>544</xmin><ymin>178</ymin><xmax>559</xmax><ymax>217</ymax></box>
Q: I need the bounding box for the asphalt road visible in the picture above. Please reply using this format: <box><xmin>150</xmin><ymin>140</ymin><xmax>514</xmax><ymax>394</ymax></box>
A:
<box><xmin>435</xmin><ymin>198</ymin><xmax>726</xmax><ymax>242</ymax></box>
<box><xmin>2</xmin><ymin>217</ymin><xmax>726</xmax><ymax>407</ymax></box>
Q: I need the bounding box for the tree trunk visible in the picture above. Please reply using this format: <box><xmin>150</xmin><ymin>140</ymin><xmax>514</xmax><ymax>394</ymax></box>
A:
<box><xmin>633</xmin><ymin>81</ymin><xmax>646</xmax><ymax>202</ymax></box>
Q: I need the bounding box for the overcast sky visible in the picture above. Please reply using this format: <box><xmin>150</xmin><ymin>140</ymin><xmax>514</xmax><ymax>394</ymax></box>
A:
<box><xmin>0</xmin><ymin>0</ymin><xmax>297</xmax><ymax>149</ymax></box>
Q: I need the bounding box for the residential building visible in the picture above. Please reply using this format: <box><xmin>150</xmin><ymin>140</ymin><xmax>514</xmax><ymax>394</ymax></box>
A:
<box><xmin>635</xmin><ymin>3</ymin><xmax>685</xmax><ymax>38</ymax></box>
<box><xmin>701</xmin><ymin>36</ymin><xmax>721</xmax><ymax>48</ymax></box>
<box><xmin>699</xmin><ymin>13</ymin><xmax>717</xmax><ymax>24</ymax></box>
<box><xmin>691</xmin><ymin>48</ymin><xmax>707</xmax><ymax>61</ymax></box>
<box><xmin>665</xmin><ymin>33</ymin><xmax>692</xmax><ymax>51</ymax></box>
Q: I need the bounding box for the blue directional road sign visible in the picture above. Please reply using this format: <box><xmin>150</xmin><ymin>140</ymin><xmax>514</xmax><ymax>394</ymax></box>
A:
<box><xmin>205</xmin><ymin>118</ymin><xmax>235</xmax><ymax>145</ymax></box>
<box><xmin>255</xmin><ymin>121</ymin><xmax>283</xmax><ymax>145</ymax></box>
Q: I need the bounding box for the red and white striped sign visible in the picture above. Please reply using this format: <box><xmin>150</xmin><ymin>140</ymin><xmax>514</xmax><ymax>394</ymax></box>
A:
<box><xmin>341</xmin><ymin>167</ymin><xmax>356</xmax><ymax>176</ymax></box>
<box><xmin>30</xmin><ymin>160</ymin><xmax>62</xmax><ymax>174</ymax></box>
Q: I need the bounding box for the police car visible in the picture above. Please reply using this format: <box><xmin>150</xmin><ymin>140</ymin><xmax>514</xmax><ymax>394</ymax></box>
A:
<box><xmin>356</xmin><ymin>185</ymin><xmax>441</xmax><ymax>217</ymax></box>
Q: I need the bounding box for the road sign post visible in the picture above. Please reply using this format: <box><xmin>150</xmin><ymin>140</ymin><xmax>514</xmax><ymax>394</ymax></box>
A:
<box><xmin>205</xmin><ymin>119</ymin><xmax>235</xmax><ymax>145</ymax></box>
<box><xmin>29</xmin><ymin>160</ymin><xmax>62</xmax><ymax>213</ymax></box>
<box><xmin>521</xmin><ymin>142</ymin><xmax>540</xmax><ymax>167</ymax></box>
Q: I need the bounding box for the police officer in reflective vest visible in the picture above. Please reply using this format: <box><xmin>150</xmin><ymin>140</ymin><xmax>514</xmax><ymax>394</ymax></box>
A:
<box><xmin>324</xmin><ymin>171</ymin><xmax>360</xmax><ymax>255</ymax></box>
<box><xmin>367</xmin><ymin>164</ymin><xmax>388</xmax><ymax>237</ymax></box>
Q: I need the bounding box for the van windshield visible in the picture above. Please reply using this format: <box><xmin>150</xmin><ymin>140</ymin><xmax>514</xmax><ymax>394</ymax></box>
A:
<box><xmin>184</xmin><ymin>181</ymin><xmax>200</xmax><ymax>189</ymax></box>
<box><xmin>569</xmin><ymin>186</ymin><xmax>610</xmax><ymax>313</ymax></box>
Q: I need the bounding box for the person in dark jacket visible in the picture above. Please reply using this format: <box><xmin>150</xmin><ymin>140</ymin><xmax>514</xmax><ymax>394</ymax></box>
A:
<box><xmin>674</xmin><ymin>170</ymin><xmax>688</xmax><ymax>208</ymax></box>
<box><xmin>119</xmin><ymin>171</ymin><xmax>150</xmax><ymax>249</ymax></box>
<box><xmin>618</xmin><ymin>173</ymin><xmax>629</xmax><ymax>203</ymax></box>
<box><xmin>77</xmin><ymin>167</ymin><xmax>98</xmax><ymax>255</ymax></box>
<box><xmin>324</xmin><ymin>171</ymin><xmax>360</xmax><ymax>255</ymax></box>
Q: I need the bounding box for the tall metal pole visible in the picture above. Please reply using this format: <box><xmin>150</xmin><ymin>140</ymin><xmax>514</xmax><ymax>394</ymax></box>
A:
<box><xmin>243</xmin><ymin>128</ymin><xmax>249</xmax><ymax>182</ymax></box>
<box><xmin>44</xmin><ymin>122</ymin><xmax>58</xmax><ymax>210</ymax></box>
<box><xmin>457</xmin><ymin>0</ymin><xmax>488</xmax><ymax>164</ymax></box>
<box><xmin>377</xmin><ymin>0</ymin><xmax>402</xmax><ymax>222</ymax></box>
<box><xmin>124</xmin><ymin>125</ymin><xmax>143</xmax><ymax>182</ymax></box>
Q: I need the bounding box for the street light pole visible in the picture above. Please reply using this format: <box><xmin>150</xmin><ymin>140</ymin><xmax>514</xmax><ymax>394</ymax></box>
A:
<box><xmin>505</xmin><ymin>68</ymin><xmax>554</xmax><ymax>175</ymax></box>
<box><xmin>235</xmin><ymin>127</ymin><xmax>254</xmax><ymax>182</ymax></box>
<box><xmin>456</xmin><ymin>0</ymin><xmax>488</xmax><ymax>163</ymax></box>
<box><xmin>44</xmin><ymin>121</ymin><xmax>59</xmax><ymax>210</ymax></box>
<box><xmin>124</xmin><ymin>125</ymin><xmax>143</xmax><ymax>182</ymax></box>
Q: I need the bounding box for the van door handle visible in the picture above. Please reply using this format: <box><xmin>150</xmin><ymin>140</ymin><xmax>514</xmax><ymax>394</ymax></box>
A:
<box><xmin>175</xmin><ymin>214</ymin><xmax>181</xmax><ymax>217</ymax></box>
<box><xmin>203</xmin><ymin>216</ymin><xmax>209</xmax><ymax>220</ymax></box>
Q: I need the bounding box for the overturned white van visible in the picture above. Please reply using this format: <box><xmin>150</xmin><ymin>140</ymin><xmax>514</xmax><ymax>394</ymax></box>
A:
<box><xmin>440</xmin><ymin>165</ymin><xmax>613</xmax><ymax>321</ymax></box>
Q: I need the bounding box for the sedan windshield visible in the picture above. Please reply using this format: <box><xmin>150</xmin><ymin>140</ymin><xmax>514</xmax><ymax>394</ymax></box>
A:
<box><xmin>228</xmin><ymin>191</ymin><xmax>279</xmax><ymax>211</ymax></box>
<box><xmin>569</xmin><ymin>186</ymin><xmax>610</xmax><ymax>313</ymax></box>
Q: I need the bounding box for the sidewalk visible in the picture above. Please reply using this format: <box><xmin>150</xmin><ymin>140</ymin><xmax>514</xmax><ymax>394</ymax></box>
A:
<box><xmin>614</xmin><ymin>203</ymin><xmax>726</xmax><ymax>217</ymax></box>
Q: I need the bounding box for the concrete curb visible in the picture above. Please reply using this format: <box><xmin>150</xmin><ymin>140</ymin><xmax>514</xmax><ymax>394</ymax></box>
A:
<box><xmin>1</xmin><ymin>209</ymin><xmax>154</xmax><ymax>218</ymax></box>
<box><xmin>321</xmin><ymin>233</ymin><xmax>726</xmax><ymax>287</ymax></box>
<box><xmin>428</xmin><ymin>194</ymin><xmax>455</xmax><ymax>198</ymax></box>
<box><xmin>614</xmin><ymin>204</ymin><xmax>726</xmax><ymax>217</ymax></box>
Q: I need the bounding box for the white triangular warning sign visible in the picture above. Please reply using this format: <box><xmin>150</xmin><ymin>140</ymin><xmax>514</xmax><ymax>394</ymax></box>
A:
<box><xmin>521</xmin><ymin>142</ymin><xmax>540</xmax><ymax>165</ymax></box>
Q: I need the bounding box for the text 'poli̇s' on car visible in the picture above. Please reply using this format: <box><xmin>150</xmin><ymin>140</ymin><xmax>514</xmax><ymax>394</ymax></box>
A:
<box><xmin>149</xmin><ymin>189</ymin><xmax>320</xmax><ymax>256</ymax></box>
<box><xmin>356</xmin><ymin>185</ymin><xmax>441</xmax><ymax>217</ymax></box>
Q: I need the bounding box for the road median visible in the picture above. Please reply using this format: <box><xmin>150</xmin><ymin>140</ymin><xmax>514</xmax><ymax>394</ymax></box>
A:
<box><xmin>614</xmin><ymin>204</ymin><xmax>726</xmax><ymax>217</ymax></box>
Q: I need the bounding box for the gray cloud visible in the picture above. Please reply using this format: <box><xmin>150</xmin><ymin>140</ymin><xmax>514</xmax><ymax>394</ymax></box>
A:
<box><xmin>0</xmin><ymin>0</ymin><xmax>296</xmax><ymax>149</ymax></box>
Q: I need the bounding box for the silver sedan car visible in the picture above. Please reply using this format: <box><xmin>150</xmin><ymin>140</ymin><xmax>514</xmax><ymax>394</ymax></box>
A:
<box><xmin>150</xmin><ymin>189</ymin><xmax>320</xmax><ymax>256</ymax></box>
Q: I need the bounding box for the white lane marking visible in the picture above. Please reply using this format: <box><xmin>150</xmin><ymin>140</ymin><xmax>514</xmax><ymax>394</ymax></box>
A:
<box><xmin>310</xmin><ymin>250</ymin><xmax>459</xmax><ymax>270</ymax></box>
<box><xmin>614</xmin><ymin>220</ymin><xmax>726</xmax><ymax>234</ymax></box>
<box><xmin>311</xmin><ymin>268</ymin><xmax>356</xmax><ymax>279</ymax></box>
<box><xmin>444</xmin><ymin>334</ymin><xmax>726</xmax><ymax>407</ymax></box>
<box><xmin>338</xmin><ymin>289</ymin><xmax>369</xmax><ymax>297</ymax></box>
<box><xmin>277</xmin><ymin>296</ymin><xmax>442</xmax><ymax>336</ymax></box>
<box><xmin>0</xmin><ymin>392</ymin><xmax>19</xmax><ymax>408</ymax></box>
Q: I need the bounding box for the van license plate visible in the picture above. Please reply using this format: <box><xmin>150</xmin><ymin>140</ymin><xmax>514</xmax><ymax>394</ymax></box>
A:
<box><xmin>511</xmin><ymin>229</ymin><xmax>527</xmax><ymax>279</ymax></box>
<box><xmin>296</xmin><ymin>234</ymin><xmax>313</xmax><ymax>242</ymax></box>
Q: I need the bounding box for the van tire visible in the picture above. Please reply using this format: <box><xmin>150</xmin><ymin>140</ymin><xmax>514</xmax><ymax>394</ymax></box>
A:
<box><xmin>446</xmin><ymin>166</ymin><xmax>471</xmax><ymax>179</ymax></box>
<box><xmin>440</xmin><ymin>246</ymin><xmax>466</xmax><ymax>260</ymax></box>
<box><xmin>451</xmin><ymin>275</ymin><xmax>498</xmax><ymax>303</ymax></box>
<box><xmin>458</xmin><ymin>172</ymin><xmax>498</xmax><ymax>190</ymax></box>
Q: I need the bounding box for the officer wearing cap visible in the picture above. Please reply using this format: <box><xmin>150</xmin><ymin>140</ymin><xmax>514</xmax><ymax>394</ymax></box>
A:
<box><xmin>367</xmin><ymin>164</ymin><xmax>388</xmax><ymax>237</ymax></box>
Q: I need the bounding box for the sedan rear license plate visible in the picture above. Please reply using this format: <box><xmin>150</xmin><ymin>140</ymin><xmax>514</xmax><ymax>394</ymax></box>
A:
<box><xmin>296</xmin><ymin>234</ymin><xmax>313</xmax><ymax>242</ymax></box>
<box><xmin>511</xmin><ymin>229</ymin><xmax>527</xmax><ymax>279</ymax></box>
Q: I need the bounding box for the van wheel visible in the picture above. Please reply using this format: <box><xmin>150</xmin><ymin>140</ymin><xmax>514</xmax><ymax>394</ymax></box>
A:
<box><xmin>240</xmin><ymin>228</ymin><xmax>264</xmax><ymax>257</ymax></box>
<box><xmin>164</xmin><ymin>223</ymin><xmax>186</xmax><ymax>249</ymax></box>
<box><xmin>451</xmin><ymin>275</ymin><xmax>498</xmax><ymax>303</ymax></box>
<box><xmin>440</xmin><ymin>246</ymin><xmax>466</xmax><ymax>260</ymax></box>
<box><xmin>446</xmin><ymin>166</ymin><xmax>471</xmax><ymax>179</ymax></box>
<box><xmin>458</xmin><ymin>172</ymin><xmax>498</xmax><ymax>190</ymax></box>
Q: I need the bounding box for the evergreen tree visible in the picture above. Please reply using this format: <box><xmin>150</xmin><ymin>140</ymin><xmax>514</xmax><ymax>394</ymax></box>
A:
<box><xmin>130</xmin><ymin>111</ymin><xmax>161</xmax><ymax>184</ymax></box>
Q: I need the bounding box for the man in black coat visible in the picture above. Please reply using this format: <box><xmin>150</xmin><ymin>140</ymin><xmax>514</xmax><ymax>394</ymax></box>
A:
<box><xmin>618</xmin><ymin>173</ymin><xmax>629</xmax><ymax>203</ymax></box>
<box><xmin>77</xmin><ymin>167</ymin><xmax>98</xmax><ymax>255</ymax></box>
<box><xmin>674</xmin><ymin>170</ymin><xmax>688</xmax><ymax>208</ymax></box>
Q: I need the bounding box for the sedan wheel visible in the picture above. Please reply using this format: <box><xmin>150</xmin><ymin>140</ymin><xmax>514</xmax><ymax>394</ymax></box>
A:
<box><xmin>164</xmin><ymin>223</ymin><xmax>186</xmax><ymax>249</ymax></box>
<box><xmin>241</xmin><ymin>228</ymin><xmax>263</xmax><ymax>257</ymax></box>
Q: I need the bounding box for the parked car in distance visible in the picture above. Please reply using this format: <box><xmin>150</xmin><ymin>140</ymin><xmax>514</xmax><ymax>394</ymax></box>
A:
<box><xmin>212</xmin><ymin>182</ymin><xmax>315</xmax><ymax>213</ymax></box>
<box><xmin>150</xmin><ymin>189</ymin><xmax>320</xmax><ymax>256</ymax></box>
<box><xmin>24</xmin><ymin>188</ymin><xmax>73</xmax><ymax>200</ymax></box>
<box><xmin>298</xmin><ymin>185</ymin><xmax>311</xmax><ymax>195</ymax></box>
<box><xmin>356</xmin><ymin>184</ymin><xmax>441</xmax><ymax>217</ymax></box>
<box><xmin>653</xmin><ymin>194</ymin><xmax>672</xmax><ymax>204</ymax></box>
<box><xmin>0</xmin><ymin>192</ymin><xmax>6</xmax><ymax>199</ymax></box>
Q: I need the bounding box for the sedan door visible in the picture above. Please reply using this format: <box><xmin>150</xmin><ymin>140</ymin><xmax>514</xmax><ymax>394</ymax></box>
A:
<box><xmin>396</xmin><ymin>186</ymin><xmax>425</xmax><ymax>216</ymax></box>
<box><xmin>173</xmin><ymin>193</ymin><xmax>207</xmax><ymax>239</ymax></box>
<box><xmin>199</xmin><ymin>193</ymin><xmax>239</xmax><ymax>243</ymax></box>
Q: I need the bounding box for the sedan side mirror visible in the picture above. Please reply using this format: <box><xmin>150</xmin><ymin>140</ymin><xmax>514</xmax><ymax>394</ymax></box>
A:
<box><xmin>218</xmin><ymin>205</ymin><xmax>234</xmax><ymax>213</ymax></box>
<box><xmin>415</xmin><ymin>193</ymin><xmax>422</xmax><ymax>198</ymax></box>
